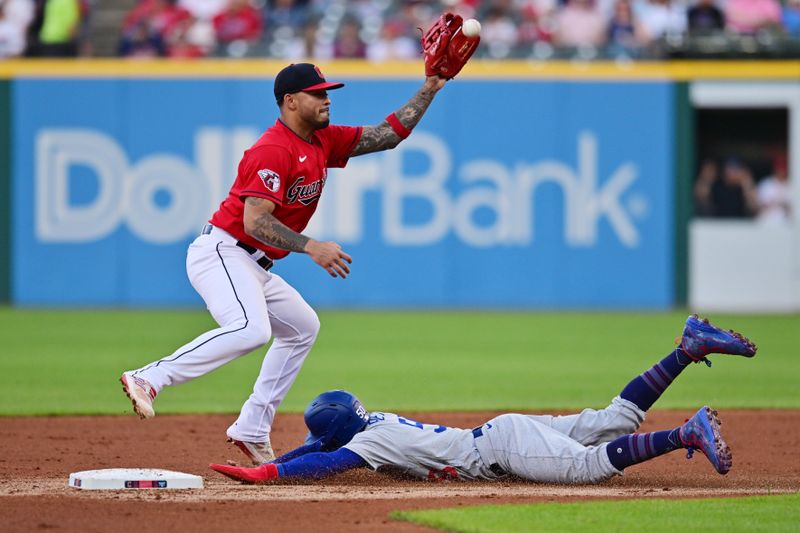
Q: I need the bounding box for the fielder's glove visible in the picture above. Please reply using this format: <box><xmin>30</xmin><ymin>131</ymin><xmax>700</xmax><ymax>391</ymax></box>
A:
<box><xmin>421</xmin><ymin>12</ymin><xmax>480</xmax><ymax>80</ymax></box>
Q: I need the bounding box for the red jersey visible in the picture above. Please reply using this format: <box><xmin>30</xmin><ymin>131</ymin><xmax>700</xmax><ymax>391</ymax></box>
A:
<box><xmin>209</xmin><ymin>119</ymin><xmax>362</xmax><ymax>259</ymax></box>
<box><xmin>212</xmin><ymin>6</ymin><xmax>263</xmax><ymax>43</ymax></box>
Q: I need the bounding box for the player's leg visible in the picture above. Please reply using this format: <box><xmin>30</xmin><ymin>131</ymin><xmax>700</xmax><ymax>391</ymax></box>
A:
<box><xmin>226</xmin><ymin>273</ymin><xmax>320</xmax><ymax>448</ymax></box>
<box><xmin>531</xmin><ymin>315</ymin><xmax>756</xmax><ymax>446</ymax></box>
<box><xmin>605</xmin><ymin>406</ymin><xmax>732</xmax><ymax>475</ymax></box>
<box><xmin>524</xmin><ymin>397</ymin><xmax>645</xmax><ymax>449</ymax></box>
<box><xmin>613</xmin><ymin>315</ymin><xmax>755</xmax><ymax>415</ymax></box>
<box><xmin>573</xmin><ymin>339</ymin><xmax>703</xmax><ymax>438</ymax></box>
<box><xmin>477</xmin><ymin>414</ymin><xmax>620</xmax><ymax>484</ymax></box>
<box><xmin>481</xmin><ymin>407</ymin><xmax>731</xmax><ymax>484</ymax></box>
<box><xmin>122</xmin><ymin>237</ymin><xmax>272</xmax><ymax>418</ymax></box>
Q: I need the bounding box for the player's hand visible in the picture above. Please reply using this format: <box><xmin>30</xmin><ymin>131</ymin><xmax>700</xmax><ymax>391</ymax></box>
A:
<box><xmin>210</xmin><ymin>462</ymin><xmax>279</xmax><ymax>484</ymax></box>
<box><xmin>304</xmin><ymin>239</ymin><xmax>352</xmax><ymax>278</ymax></box>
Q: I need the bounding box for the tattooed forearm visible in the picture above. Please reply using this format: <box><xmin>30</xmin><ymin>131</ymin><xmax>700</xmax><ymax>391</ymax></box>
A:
<box><xmin>395</xmin><ymin>83</ymin><xmax>437</xmax><ymax>131</ymax></box>
<box><xmin>247</xmin><ymin>204</ymin><xmax>309</xmax><ymax>252</ymax></box>
<box><xmin>350</xmin><ymin>122</ymin><xmax>398</xmax><ymax>156</ymax></box>
<box><xmin>350</xmin><ymin>82</ymin><xmax>440</xmax><ymax>157</ymax></box>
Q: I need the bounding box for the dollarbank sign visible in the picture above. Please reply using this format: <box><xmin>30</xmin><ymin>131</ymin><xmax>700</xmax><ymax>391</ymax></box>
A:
<box><xmin>14</xmin><ymin>79</ymin><xmax>673</xmax><ymax>307</ymax></box>
<box><xmin>35</xmin><ymin>129</ymin><xmax>644</xmax><ymax>248</ymax></box>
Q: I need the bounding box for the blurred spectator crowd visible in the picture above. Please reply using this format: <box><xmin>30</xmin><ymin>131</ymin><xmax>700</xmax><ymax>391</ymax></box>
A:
<box><xmin>694</xmin><ymin>153</ymin><xmax>791</xmax><ymax>224</ymax></box>
<box><xmin>1</xmin><ymin>0</ymin><xmax>800</xmax><ymax>59</ymax></box>
<box><xmin>1</xmin><ymin>0</ymin><xmax>91</xmax><ymax>57</ymax></box>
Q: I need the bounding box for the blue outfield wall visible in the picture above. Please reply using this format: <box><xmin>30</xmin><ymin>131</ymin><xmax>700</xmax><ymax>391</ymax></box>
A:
<box><xmin>12</xmin><ymin>78</ymin><xmax>675</xmax><ymax>308</ymax></box>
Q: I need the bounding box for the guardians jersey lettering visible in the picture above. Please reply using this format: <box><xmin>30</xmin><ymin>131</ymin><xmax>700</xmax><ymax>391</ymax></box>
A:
<box><xmin>287</xmin><ymin>174</ymin><xmax>326</xmax><ymax>205</ymax></box>
<box><xmin>209</xmin><ymin>120</ymin><xmax>361</xmax><ymax>259</ymax></box>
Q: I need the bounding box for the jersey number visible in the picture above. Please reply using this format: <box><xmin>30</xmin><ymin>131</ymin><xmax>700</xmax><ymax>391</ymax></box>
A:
<box><xmin>397</xmin><ymin>417</ymin><xmax>447</xmax><ymax>433</ymax></box>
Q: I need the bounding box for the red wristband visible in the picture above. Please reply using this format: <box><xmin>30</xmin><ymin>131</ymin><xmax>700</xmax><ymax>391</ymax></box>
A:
<box><xmin>385</xmin><ymin>112</ymin><xmax>412</xmax><ymax>139</ymax></box>
<box><xmin>258</xmin><ymin>463</ymin><xmax>280</xmax><ymax>481</ymax></box>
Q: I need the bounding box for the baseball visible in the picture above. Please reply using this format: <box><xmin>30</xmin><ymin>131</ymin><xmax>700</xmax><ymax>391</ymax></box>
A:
<box><xmin>462</xmin><ymin>18</ymin><xmax>481</xmax><ymax>38</ymax></box>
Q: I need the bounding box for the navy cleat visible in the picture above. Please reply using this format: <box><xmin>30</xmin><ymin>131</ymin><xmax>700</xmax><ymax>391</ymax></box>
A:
<box><xmin>679</xmin><ymin>314</ymin><xmax>757</xmax><ymax>366</ymax></box>
<box><xmin>679</xmin><ymin>406</ymin><xmax>732</xmax><ymax>475</ymax></box>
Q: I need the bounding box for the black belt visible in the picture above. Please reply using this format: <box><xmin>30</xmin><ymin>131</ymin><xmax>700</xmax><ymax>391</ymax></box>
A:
<box><xmin>202</xmin><ymin>224</ymin><xmax>274</xmax><ymax>272</ymax></box>
<box><xmin>472</xmin><ymin>426</ymin><xmax>506</xmax><ymax>476</ymax></box>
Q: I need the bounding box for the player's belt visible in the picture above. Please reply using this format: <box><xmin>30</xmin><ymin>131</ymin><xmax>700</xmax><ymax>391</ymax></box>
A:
<box><xmin>201</xmin><ymin>224</ymin><xmax>274</xmax><ymax>272</ymax></box>
<box><xmin>471</xmin><ymin>426</ymin><xmax>507</xmax><ymax>476</ymax></box>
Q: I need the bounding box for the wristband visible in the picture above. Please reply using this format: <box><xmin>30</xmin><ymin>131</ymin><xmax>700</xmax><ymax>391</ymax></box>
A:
<box><xmin>385</xmin><ymin>112</ymin><xmax>412</xmax><ymax>139</ymax></box>
<box><xmin>261</xmin><ymin>462</ymin><xmax>280</xmax><ymax>480</ymax></box>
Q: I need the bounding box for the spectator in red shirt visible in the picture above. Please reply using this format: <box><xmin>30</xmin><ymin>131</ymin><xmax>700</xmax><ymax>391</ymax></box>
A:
<box><xmin>212</xmin><ymin>0</ymin><xmax>262</xmax><ymax>45</ymax></box>
<box><xmin>165</xmin><ymin>15</ymin><xmax>213</xmax><ymax>57</ymax></box>
<box><xmin>123</xmin><ymin>0</ymin><xmax>189</xmax><ymax>33</ymax></box>
<box><xmin>119</xmin><ymin>0</ymin><xmax>190</xmax><ymax>56</ymax></box>
<box><xmin>517</xmin><ymin>1</ymin><xmax>555</xmax><ymax>46</ymax></box>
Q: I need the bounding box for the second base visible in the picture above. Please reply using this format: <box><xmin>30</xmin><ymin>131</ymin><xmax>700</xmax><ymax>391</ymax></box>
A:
<box><xmin>68</xmin><ymin>468</ymin><xmax>203</xmax><ymax>490</ymax></box>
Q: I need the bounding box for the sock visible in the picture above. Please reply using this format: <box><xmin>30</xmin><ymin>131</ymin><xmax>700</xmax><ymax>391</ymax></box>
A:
<box><xmin>606</xmin><ymin>428</ymin><xmax>683</xmax><ymax>471</ymax></box>
<box><xmin>620</xmin><ymin>349</ymin><xmax>691</xmax><ymax>411</ymax></box>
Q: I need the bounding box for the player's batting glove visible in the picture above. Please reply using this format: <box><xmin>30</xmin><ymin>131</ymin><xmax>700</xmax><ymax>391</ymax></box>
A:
<box><xmin>421</xmin><ymin>12</ymin><xmax>480</xmax><ymax>79</ymax></box>
<box><xmin>210</xmin><ymin>462</ymin><xmax>279</xmax><ymax>484</ymax></box>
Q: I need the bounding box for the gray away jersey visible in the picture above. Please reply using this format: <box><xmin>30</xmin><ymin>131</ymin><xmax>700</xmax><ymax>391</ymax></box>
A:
<box><xmin>343</xmin><ymin>399</ymin><xmax>643</xmax><ymax>484</ymax></box>
<box><xmin>343</xmin><ymin>412</ymin><xmax>497</xmax><ymax>480</ymax></box>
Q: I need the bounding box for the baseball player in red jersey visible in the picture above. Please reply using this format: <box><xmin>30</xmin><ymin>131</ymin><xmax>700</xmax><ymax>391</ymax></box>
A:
<box><xmin>120</xmin><ymin>63</ymin><xmax>449</xmax><ymax>464</ymax></box>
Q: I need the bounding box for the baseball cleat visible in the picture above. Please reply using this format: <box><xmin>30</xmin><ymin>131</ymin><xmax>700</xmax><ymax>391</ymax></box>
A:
<box><xmin>120</xmin><ymin>372</ymin><xmax>157</xmax><ymax>419</ymax></box>
<box><xmin>209</xmin><ymin>462</ymin><xmax>278</xmax><ymax>484</ymax></box>
<box><xmin>679</xmin><ymin>406</ymin><xmax>732</xmax><ymax>475</ymax></box>
<box><xmin>679</xmin><ymin>314</ymin><xmax>757</xmax><ymax>366</ymax></box>
<box><xmin>228</xmin><ymin>438</ymin><xmax>275</xmax><ymax>465</ymax></box>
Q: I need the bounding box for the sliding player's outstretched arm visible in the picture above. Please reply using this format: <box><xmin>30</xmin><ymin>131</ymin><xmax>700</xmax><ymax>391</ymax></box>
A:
<box><xmin>210</xmin><ymin>448</ymin><xmax>366</xmax><ymax>483</ymax></box>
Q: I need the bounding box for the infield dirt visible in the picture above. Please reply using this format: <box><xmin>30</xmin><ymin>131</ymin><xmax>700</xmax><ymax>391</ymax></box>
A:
<box><xmin>2</xmin><ymin>410</ymin><xmax>798</xmax><ymax>532</ymax></box>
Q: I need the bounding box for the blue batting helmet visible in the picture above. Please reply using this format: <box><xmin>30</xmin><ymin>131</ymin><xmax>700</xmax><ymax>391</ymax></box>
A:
<box><xmin>303</xmin><ymin>390</ymin><xmax>369</xmax><ymax>450</ymax></box>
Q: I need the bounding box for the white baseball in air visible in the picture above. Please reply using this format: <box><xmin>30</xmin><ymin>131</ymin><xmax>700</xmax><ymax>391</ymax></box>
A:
<box><xmin>462</xmin><ymin>18</ymin><xmax>481</xmax><ymax>38</ymax></box>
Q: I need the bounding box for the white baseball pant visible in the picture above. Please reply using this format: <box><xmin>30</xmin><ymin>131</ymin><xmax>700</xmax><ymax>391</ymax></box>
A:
<box><xmin>132</xmin><ymin>225</ymin><xmax>320</xmax><ymax>443</ymax></box>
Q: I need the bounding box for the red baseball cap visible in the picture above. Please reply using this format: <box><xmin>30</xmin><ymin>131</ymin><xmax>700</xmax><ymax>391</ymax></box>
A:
<box><xmin>274</xmin><ymin>63</ymin><xmax>344</xmax><ymax>101</ymax></box>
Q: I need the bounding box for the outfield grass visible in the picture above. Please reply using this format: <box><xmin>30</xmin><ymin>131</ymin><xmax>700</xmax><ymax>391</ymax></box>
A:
<box><xmin>393</xmin><ymin>493</ymin><xmax>800</xmax><ymax>533</ymax></box>
<box><xmin>0</xmin><ymin>308</ymin><xmax>797</xmax><ymax>415</ymax></box>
